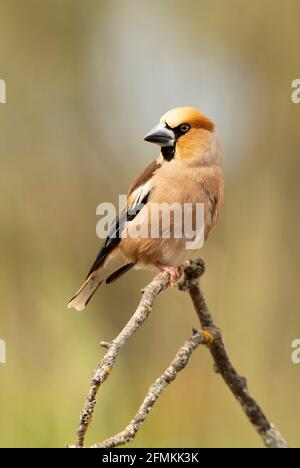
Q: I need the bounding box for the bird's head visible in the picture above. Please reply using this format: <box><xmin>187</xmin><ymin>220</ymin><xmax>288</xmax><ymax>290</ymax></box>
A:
<box><xmin>144</xmin><ymin>107</ymin><xmax>219</xmax><ymax>164</ymax></box>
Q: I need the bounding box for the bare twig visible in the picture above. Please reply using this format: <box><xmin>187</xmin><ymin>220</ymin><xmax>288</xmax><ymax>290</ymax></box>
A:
<box><xmin>72</xmin><ymin>258</ymin><xmax>288</xmax><ymax>449</ymax></box>
<box><xmin>76</xmin><ymin>271</ymin><xmax>170</xmax><ymax>448</ymax></box>
<box><xmin>179</xmin><ymin>258</ymin><xmax>288</xmax><ymax>449</ymax></box>
<box><xmin>90</xmin><ymin>330</ymin><xmax>205</xmax><ymax>448</ymax></box>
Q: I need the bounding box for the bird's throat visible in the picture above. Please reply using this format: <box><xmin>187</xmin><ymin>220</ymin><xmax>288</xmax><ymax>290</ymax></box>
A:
<box><xmin>161</xmin><ymin>145</ymin><xmax>175</xmax><ymax>161</ymax></box>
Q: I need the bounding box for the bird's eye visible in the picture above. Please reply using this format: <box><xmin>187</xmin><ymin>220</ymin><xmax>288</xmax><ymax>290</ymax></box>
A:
<box><xmin>180</xmin><ymin>123</ymin><xmax>190</xmax><ymax>133</ymax></box>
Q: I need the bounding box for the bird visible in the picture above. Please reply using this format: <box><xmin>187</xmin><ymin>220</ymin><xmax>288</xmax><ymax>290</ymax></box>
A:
<box><xmin>68</xmin><ymin>106</ymin><xmax>224</xmax><ymax>311</ymax></box>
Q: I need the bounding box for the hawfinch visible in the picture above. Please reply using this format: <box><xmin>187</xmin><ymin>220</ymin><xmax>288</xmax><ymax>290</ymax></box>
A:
<box><xmin>68</xmin><ymin>107</ymin><xmax>224</xmax><ymax>311</ymax></box>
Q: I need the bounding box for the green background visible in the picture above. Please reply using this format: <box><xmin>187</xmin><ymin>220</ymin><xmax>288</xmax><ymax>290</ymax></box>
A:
<box><xmin>0</xmin><ymin>0</ymin><xmax>299</xmax><ymax>448</ymax></box>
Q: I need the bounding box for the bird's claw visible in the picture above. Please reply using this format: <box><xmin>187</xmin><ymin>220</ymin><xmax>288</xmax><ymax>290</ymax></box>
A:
<box><xmin>155</xmin><ymin>263</ymin><xmax>184</xmax><ymax>287</ymax></box>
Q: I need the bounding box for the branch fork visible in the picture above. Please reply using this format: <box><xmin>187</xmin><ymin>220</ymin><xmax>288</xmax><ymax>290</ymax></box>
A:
<box><xmin>70</xmin><ymin>258</ymin><xmax>288</xmax><ymax>449</ymax></box>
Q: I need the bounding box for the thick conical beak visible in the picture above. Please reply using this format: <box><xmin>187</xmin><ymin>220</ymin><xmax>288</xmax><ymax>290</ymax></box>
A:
<box><xmin>144</xmin><ymin>123</ymin><xmax>175</xmax><ymax>147</ymax></box>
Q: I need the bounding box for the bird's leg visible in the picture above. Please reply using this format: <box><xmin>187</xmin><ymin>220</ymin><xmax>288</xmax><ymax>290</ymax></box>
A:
<box><xmin>155</xmin><ymin>262</ymin><xmax>184</xmax><ymax>287</ymax></box>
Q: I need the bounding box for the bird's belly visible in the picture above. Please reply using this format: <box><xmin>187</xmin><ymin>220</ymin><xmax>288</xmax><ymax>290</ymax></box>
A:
<box><xmin>120</xmin><ymin>233</ymin><xmax>199</xmax><ymax>268</ymax></box>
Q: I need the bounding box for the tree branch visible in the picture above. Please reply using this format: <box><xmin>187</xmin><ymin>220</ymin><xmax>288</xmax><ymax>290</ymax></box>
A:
<box><xmin>90</xmin><ymin>330</ymin><xmax>205</xmax><ymax>448</ymax></box>
<box><xmin>76</xmin><ymin>271</ymin><xmax>170</xmax><ymax>448</ymax></box>
<box><xmin>72</xmin><ymin>258</ymin><xmax>288</xmax><ymax>449</ymax></box>
<box><xmin>179</xmin><ymin>258</ymin><xmax>288</xmax><ymax>449</ymax></box>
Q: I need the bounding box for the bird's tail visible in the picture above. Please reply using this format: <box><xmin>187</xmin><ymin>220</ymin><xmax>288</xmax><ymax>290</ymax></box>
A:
<box><xmin>68</xmin><ymin>248</ymin><xmax>134</xmax><ymax>311</ymax></box>
<box><xmin>67</xmin><ymin>273</ymin><xmax>102</xmax><ymax>311</ymax></box>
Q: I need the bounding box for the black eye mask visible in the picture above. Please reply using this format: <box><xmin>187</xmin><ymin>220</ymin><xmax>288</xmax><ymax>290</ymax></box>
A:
<box><xmin>162</xmin><ymin>123</ymin><xmax>191</xmax><ymax>161</ymax></box>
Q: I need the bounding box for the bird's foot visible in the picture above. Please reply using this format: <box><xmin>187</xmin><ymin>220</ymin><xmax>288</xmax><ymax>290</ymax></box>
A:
<box><xmin>155</xmin><ymin>262</ymin><xmax>184</xmax><ymax>287</ymax></box>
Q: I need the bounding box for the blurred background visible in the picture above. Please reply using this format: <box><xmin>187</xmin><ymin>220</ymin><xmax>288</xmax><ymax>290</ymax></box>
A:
<box><xmin>0</xmin><ymin>0</ymin><xmax>299</xmax><ymax>448</ymax></box>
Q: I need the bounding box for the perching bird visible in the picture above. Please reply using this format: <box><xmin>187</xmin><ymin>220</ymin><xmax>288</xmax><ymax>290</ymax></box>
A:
<box><xmin>68</xmin><ymin>107</ymin><xmax>224</xmax><ymax>311</ymax></box>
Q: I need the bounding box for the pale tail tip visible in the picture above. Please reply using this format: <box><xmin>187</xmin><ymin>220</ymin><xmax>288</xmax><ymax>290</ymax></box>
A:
<box><xmin>67</xmin><ymin>299</ymin><xmax>86</xmax><ymax>311</ymax></box>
